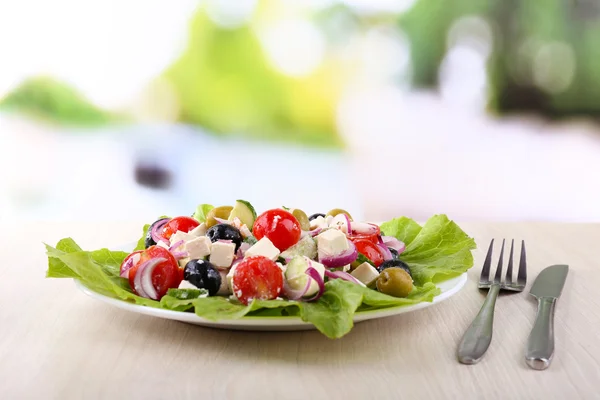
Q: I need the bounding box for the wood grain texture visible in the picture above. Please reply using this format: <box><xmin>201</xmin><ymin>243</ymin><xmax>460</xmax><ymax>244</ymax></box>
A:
<box><xmin>1</xmin><ymin>221</ymin><xmax>599</xmax><ymax>399</ymax></box>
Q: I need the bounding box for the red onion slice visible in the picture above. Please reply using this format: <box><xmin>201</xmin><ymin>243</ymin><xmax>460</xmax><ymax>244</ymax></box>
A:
<box><xmin>169</xmin><ymin>240</ymin><xmax>185</xmax><ymax>251</ymax></box>
<box><xmin>351</xmin><ymin>222</ymin><xmax>380</xmax><ymax>236</ymax></box>
<box><xmin>119</xmin><ymin>252</ymin><xmax>141</xmax><ymax>278</ymax></box>
<box><xmin>318</xmin><ymin>239</ymin><xmax>358</xmax><ymax>268</ymax></box>
<box><xmin>376</xmin><ymin>236</ymin><xmax>393</xmax><ymax>261</ymax></box>
<box><xmin>303</xmin><ymin>266</ymin><xmax>325</xmax><ymax>301</ymax></box>
<box><xmin>283</xmin><ymin>265</ymin><xmax>325</xmax><ymax>301</ymax></box>
<box><xmin>171</xmin><ymin>251</ymin><xmax>189</xmax><ymax>260</ymax></box>
<box><xmin>381</xmin><ymin>236</ymin><xmax>406</xmax><ymax>254</ymax></box>
<box><xmin>237</xmin><ymin>242</ymin><xmax>251</xmax><ymax>258</ymax></box>
<box><xmin>325</xmin><ymin>269</ymin><xmax>365</xmax><ymax>286</ymax></box>
<box><xmin>309</xmin><ymin>227</ymin><xmax>323</xmax><ymax>237</ymax></box>
<box><xmin>214</xmin><ymin>217</ymin><xmax>229</xmax><ymax>225</ymax></box>
<box><xmin>150</xmin><ymin>218</ymin><xmax>170</xmax><ymax>244</ymax></box>
<box><xmin>133</xmin><ymin>257</ymin><xmax>166</xmax><ymax>299</ymax></box>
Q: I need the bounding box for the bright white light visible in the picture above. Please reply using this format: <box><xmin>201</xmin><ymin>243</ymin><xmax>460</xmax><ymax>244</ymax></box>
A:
<box><xmin>439</xmin><ymin>45</ymin><xmax>488</xmax><ymax>111</ymax></box>
<box><xmin>259</xmin><ymin>19</ymin><xmax>326</xmax><ymax>77</ymax></box>
<box><xmin>340</xmin><ymin>0</ymin><xmax>416</xmax><ymax>14</ymax></box>
<box><xmin>447</xmin><ymin>16</ymin><xmax>493</xmax><ymax>58</ymax></box>
<box><xmin>533</xmin><ymin>42</ymin><xmax>576</xmax><ymax>94</ymax></box>
<box><xmin>205</xmin><ymin>0</ymin><xmax>257</xmax><ymax>29</ymax></box>
<box><xmin>0</xmin><ymin>0</ymin><xmax>197</xmax><ymax>109</ymax></box>
<box><xmin>362</xmin><ymin>26</ymin><xmax>411</xmax><ymax>83</ymax></box>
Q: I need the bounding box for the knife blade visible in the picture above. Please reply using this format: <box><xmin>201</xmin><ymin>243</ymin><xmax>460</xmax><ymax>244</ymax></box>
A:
<box><xmin>525</xmin><ymin>264</ymin><xmax>569</xmax><ymax>370</ymax></box>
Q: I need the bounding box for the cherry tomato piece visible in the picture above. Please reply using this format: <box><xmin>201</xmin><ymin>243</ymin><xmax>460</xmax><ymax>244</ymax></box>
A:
<box><xmin>232</xmin><ymin>256</ymin><xmax>283</xmax><ymax>305</ymax></box>
<box><xmin>162</xmin><ymin>216</ymin><xmax>200</xmax><ymax>240</ymax></box>
<box><xmin>347</xmin><ymin>223</ymin><xmax>380</xmax><ymax>244</ymax></box>
<box><xmin>119</xmin><ymin>250</ymin><xmax>143</xmax><ymax>278</ymax></box>
<box><xmin>128</xmin><ymin>246</ymin><xmax>182</xmax><ymax>299</ymax></box>
<box><xmin>252</xmin><ymin>209</ymin><xmax>301</xmax><ymax>251</ymax></box>
<box><xmin>354</xmin><ymin>239</ymin><xmax>385</xmax><ymax>267</ymax></box>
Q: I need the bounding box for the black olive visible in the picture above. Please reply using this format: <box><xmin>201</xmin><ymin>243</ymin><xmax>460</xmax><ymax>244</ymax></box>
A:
<box><xmin>308</xmin><ymin>213</ymin><xmax>326</xmax><ymax>221</ymax></box>
<box><xmin>144</xmin><ymin>218</ymin><xmax>168</xmax><ymax>249</ymax></box>
<box><xmin>389</xmin><ymin>248</ymin><xmax>399</xmax><ymax>259</ymax></box>
<box><xmin>377</xmin><ymin>259</ymin><xmax>412</xmax><ymax>277</ymax></box>
<box><xmin>205</xmin><ymin>224</ymin><xmax>243</xmax><ymax>251</ymax></box>
<box><xmin>184</xmin><ymin>259</ymin><xmax>221</xmax><ymax>296</ymax></box>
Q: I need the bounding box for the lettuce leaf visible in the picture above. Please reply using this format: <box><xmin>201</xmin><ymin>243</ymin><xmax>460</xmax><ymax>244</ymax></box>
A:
<box><xmin>45</xmin><ymin>213</ymin><xmax>474</xmax><ymax>339</ymax></box>
<box><xmin>193</xmin><ymin>204</ymin><xmax>214</xmax><ymax>223</ymax></box>
<box><xmin>381</xmin><ymin>214</ymin><xmax>476</xmax><ymax>286</ymax></box>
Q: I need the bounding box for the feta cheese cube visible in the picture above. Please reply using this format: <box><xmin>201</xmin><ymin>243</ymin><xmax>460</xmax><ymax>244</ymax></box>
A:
<box><xmin>217</xmin><ymin>269</ymin><xmax>231</xmax><ymax>296</ymax></box>
<box><xmin>189</xmin><ymin>223</ymin><xmax>207</xmax><ymax>237</ymax></box>
<box><xmin>351</xmin><ymin>262</ymin><xmax>380</xmax><ymax>286</ymax></box>
<box><xmin>170</xmin><ymin>230</ymin><xmax>195</xmax><ymax>249</ymax></box>
<box><xmin>209</xmin><ymin>241</ymin><xmax>236</xmax><ymax>268</ymax></box>
<box><xmin>178</xmin><ymin>280</ymin><xmax>198</xmax><ymax>289</ymax></box>
<box><xmin>245</xmin><ymin>237</ymin><xmax>280</xmax><ymax>261</ymax></box>
<box><xmin>226</xmin><ymin>263</ymin><xmax>239</xmax><ymax>295</ymax></box>
<box><xmin>316</xmin><ymin>229</ymin><xmax>349</xmax><ymax>256</ymax></box>
<box><xmin>185</xmin><ymin>236</ymin><xmax>212</xmax><ymax>259</ymax></box>
<box><xmin>310</xmin><ymin>216</ymin><xmax>328</xmax><ymax>230</ymax></box>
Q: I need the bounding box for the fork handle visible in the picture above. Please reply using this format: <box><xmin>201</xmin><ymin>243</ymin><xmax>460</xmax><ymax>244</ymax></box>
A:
<box><xmin>457</xmin><ymin>284</ymin><xmax>501</xmax><ymax>364</ymax></box>
<box><xmin>525</xmin><ymin>297</ymin><xmax>556</xmax><ymax>370</ymax></box>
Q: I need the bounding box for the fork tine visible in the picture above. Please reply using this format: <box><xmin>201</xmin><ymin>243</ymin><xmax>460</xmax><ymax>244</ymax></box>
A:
<box><xmin>505</xmin><ymin>239</ymin><xmax>514</xmax><ymax>285</ymax></box>
<box><xmin>493</xmin><ymin>239</ymin><xmax>505</xmax><ymax>283</ymax></box>
<box><xmin>480</xmin><ymin>239</ymin><xmax>494</xmax><ymax>282</ymax></box>
<box><xmin>517</xmin><ymin>240</ymin><xmax>527</xmax><ymax>286</ymax></box>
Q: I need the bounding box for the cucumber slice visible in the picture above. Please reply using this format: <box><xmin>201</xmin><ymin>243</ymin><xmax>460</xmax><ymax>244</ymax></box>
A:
<box><xmin>285</xmin><ymin>256</ymin><xmax>325</xmax><ymax>298</ymax></box>
<box><xmin>228</xmin><ymin>199</ymin><xmax>257</xmax><ymax>228</ymax></box>
<box><xmin>281</xmin><ymin>235</ymin><xmax>317</xmax><ymax>260</ymax></box>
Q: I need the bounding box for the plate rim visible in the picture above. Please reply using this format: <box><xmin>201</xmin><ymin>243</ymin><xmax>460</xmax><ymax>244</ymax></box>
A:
<box><xmin>74</xmin><ymin>272</ymin><xmax>467</xmax><ymax>327</ymax></box>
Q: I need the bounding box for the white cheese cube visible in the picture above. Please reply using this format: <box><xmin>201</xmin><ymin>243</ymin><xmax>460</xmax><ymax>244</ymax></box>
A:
<box><xmin>245</xmin><ymin>237</ymin><xmax>280</xmax><ymax>261</ymax></box>
<box><xmin>227</xmin><ymin>263</ymin><xmax>240</xmax><ymax>295</ymax></box>
<box><xmin>351</xmin><ymin>262</ymin><xmax>380</xmax><ymax>286</ymax></box>
<box><xmin>310</xmin><ymin>216</ymin><xmax>328</xmax><ymax>230</ymax></box>
<box><xmin>217</xmin><ymin>269</ymin><xmax>231</xmax><ymax>296</ymax></box>
<box><xmin>317</xmin><ymin>228</ymin><xmax>349</xmax><ymax>256</ymax></box>
<box><xmin>178</xmin><ymin>280</ymin><xmax>198</xmax><ymax>289</ymax></box>
<box><xmin>170</xmin><ymin>230</ymin><xmax>195</xmax><ymax>249</ymax></box>
<box><xmin>209</xmin><ymin>241</ymin><xmax>236</xmax><ymax>268</ymax></box>
<box><xmin>185</xmin><ymin>236</ymin><xmax>212</xmax><ymax>259</ymax></box>
<box><xmin>189</xmin><ymin>223</ymin><xmax>207</xmax><ymax>237</ymax></box>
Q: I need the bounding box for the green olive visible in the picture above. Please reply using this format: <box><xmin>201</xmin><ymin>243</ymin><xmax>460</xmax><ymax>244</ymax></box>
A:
<box><xmin>376</xmin><ymin>267</ymin><xmax>413</xmax><ymax>298</ymax></box>
<box><xmin>326</xmin><ymin>208</ymin><xmax>353</xmax><ymax>221</ymax></box>
<box><xmin>205</xmin><ymin>206</ymin><xmax>233</xmax><ymax>228</ymax></box>
<box><xmin>291</xmin><ymin>209</ymin><xmax>311</xmax><ymax>231</ymax></box>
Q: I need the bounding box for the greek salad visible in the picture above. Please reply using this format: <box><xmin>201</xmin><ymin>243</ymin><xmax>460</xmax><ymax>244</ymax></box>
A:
<box><xmin>46</xmin><ymin>200</ymin><xmax>476</xmax><ymax>338</ymax></box>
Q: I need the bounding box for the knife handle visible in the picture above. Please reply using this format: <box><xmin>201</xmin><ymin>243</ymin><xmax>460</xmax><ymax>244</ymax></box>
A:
<box><xmin>526</xmin><ymin>297</ymin><xmax>556</xmax><ymax>370</ymax></box>
<box><xmin>457</xmin><ymin>283</ymin><xmax>501</xmax><ymax>364</ymax></box>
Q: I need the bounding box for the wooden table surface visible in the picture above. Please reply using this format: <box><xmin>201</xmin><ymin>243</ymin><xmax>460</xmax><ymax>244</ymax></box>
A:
<box><xmin>1</xmin><ymin>221</ymin><xmax>599</xmax><ymax>399</ymax></box>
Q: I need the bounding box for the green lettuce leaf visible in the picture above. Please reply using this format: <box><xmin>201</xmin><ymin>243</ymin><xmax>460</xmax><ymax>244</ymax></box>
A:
<box><xmin>381</xmin><ymin>214</ymin><xmax>476</xmax><ymax>286</ymax></box>
<box><xmin>193</xmin><ymin>204</ymin><xmax>214</xmax><ymax>223</ymax></box>
<box><xmin>45</xmin><ymin>213</ymin><xmax>474</xmax><ymax>339</ymax></box>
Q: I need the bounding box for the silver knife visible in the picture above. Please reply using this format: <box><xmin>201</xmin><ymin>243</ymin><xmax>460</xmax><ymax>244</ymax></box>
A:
<box><xmin>525</xmin><ymin>264</ymin><xmax>569</xmax><ymax>370</ymax></box>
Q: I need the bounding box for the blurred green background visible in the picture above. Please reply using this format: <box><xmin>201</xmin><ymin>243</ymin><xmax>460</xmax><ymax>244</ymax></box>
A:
<box><xmin>3</xmin><ymin>0</ymin><xmax>599</xmax><ymax>147</ymax></box>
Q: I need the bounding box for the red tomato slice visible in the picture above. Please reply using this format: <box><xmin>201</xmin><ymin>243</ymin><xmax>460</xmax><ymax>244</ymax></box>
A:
<box><xmin>127</xmin><ymin>246</ymin><xmax>182</xmax><ymax>299</ymax></box>
<box><xmin>162</xmin><ymin>216</ymin><xmax>200</xmax><ymax>240</ymax></box>
<box><xmin>252</xmin><ymin>209</ymin><xmax>301</xmax><ymax>251</ymax></box>
<box><xmin>232</xmin><ymin>256</ymin><xmax>283</xmax><ymax>305</ymax></box>
<box><xmin>119</xmin><ymin>250</ymin><xmax>143</xmax><ymax>278</ymax></box>
<box><xmin>347</xmin><ymin>223</ymin><xmax>380</xmax><ymax>244</ymax></box>
<box><xmin>354</xmin><ymin>239</ymin><xmax>385</xmax><ymax>267</ymax></box>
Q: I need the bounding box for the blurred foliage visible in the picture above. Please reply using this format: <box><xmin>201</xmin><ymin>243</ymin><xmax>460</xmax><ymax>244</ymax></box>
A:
<box><xmin>400</xmin><ymin>0</ymin><xmax>600</xmax><ymax>118</ymax></box>
<box><xmin>0</xmin><ymin>76</ymin><xmax>120</xmax><ymax>127</ymax></box>
<box><xmin>163</xmin><ymin>2</ymin><xmax>343</xmax><ymax>148</ymax></box>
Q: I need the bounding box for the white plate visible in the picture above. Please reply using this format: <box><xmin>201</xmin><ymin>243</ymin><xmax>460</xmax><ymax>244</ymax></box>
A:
<box><xmin>75</xmin><ymin>273</ymin><xmax>467</xmax><ymax>332</ymax></box>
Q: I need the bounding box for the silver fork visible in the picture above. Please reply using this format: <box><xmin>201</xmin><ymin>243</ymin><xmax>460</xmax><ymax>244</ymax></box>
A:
<box><xmin>457</xmin><ymin>239</ymin><xmax>527</xmax><ymax>364</ymax></box>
